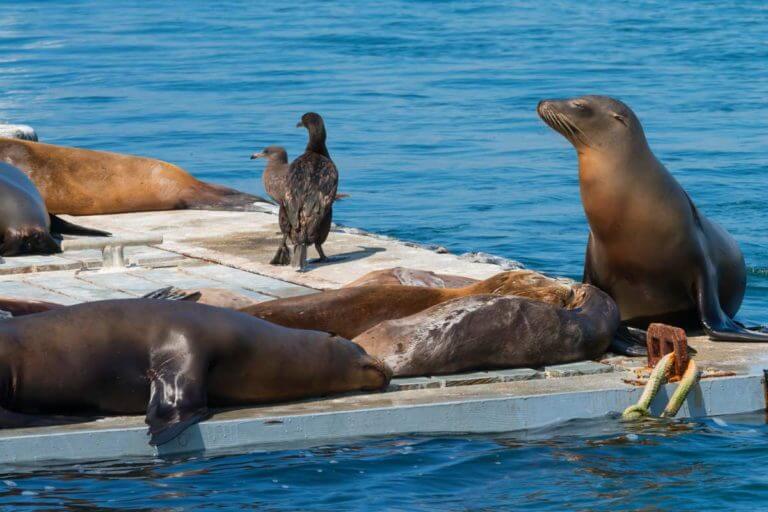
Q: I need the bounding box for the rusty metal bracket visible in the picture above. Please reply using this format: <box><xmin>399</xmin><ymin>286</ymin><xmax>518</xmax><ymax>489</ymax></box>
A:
<box><xmin>646</xmin><ymin>323</ymin><xmax>689</xmax><ymax>379</ymax></box>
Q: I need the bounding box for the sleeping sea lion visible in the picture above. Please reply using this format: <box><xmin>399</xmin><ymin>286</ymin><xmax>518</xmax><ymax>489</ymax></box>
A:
<box><xmin>537</xmin><ymin>95</ymin><xmax>768</xmax><ymax>348</ymax></box>
<box><xmin>0</xmin><ymin>138</ymin><xmax>267</xmax><ymax>215</ymax></box>
<box><xmin>354</xmin><ymin>284</ymin><xmax>619</xmax><ymax>377</ymax></box>
<box><xmin>343</xmin><ymin>267</ymin><xmax>479</xmax><ymax>289</ymax></box>
<box><xmin>0</xmin><ymin>299</ymin><xmax>390</xmax><ymax>445</ymax></box>
<box><xmin>241</xmin><ymin>270</ymin><xmax>574</xmax><ymax>339</ymax></box>
<box><xmin>0</xmin><ymin>162</ymin><xmax>109</xmax><ymax>256</ymax></box>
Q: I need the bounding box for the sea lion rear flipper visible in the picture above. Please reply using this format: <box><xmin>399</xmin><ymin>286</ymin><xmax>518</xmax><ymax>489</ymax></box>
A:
<box><xmin>696</xmin><ymin>269</ymin><xmax>768</xmax><ymax>342</ymax></box>
<box><xmin>49</xmin><ymin>214</ymin><xmax>111</xmax><ymax>237</ymax></box>
<box><xmin>145</xmin><ymin>353</ymin><xmax>210</xmax><ymax>446</ymax></box>
<box><xmin>141</xmin><ymin>286</ymin><xmax>202</xmax><ymax>302</ymax></box>
<box><xmin>609</xmin><ymin>325</ymin><xmax>648</xmax><ymax>356</ymax></box>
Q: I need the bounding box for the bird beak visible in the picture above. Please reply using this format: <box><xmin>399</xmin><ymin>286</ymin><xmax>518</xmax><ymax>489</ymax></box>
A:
<box><xmin>250</xmin><ymin>152</ymin><xmax>265</xmax><ymax>160</ymax></box>
<box><xmin>296</xmin><ymin>121</ymin><xmax>303</xmax><ymax>128</ymax></box>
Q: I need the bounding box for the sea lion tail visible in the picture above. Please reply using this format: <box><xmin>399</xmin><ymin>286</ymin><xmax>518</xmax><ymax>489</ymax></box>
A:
<box><xmin>49</xmin><ymin>215</ymin><xmax>111</xmax><ymax>237</ymax></box>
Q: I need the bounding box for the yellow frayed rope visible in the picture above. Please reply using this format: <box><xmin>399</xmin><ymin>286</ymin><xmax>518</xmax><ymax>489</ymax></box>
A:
<box><xmin>621</xmin><ymin>353</ymin><xmax>700</xmax><ymax>421</ymax></box>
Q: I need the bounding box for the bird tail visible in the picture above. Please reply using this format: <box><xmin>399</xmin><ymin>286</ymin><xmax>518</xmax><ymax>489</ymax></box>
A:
<box><xmin>291</xmin><ymin>244</ymin><xmax>308</xmax><ymax>270</ymax></box>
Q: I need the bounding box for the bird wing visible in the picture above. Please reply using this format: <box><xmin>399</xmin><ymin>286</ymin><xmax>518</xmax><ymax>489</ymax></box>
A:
<box><xmin>285</xmin><ymin>153</ymin><xmax>339</xmax><ymax>245</ymax></box>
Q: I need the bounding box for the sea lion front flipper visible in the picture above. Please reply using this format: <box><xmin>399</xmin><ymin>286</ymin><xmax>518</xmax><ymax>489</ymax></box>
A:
<box><xmin>49</xmin><ymin>214</ymin><xmax>111</xmax><ymax>238</ymax></box>
<box><xmin>141</xmin><ymin>286</ymin><xmax>202</xmax><ymax>302</ymax></box>
<box><xmin>145</xmin><ymin>351</ymin><xmax>210</xmax><ymax>446</ymax></box>
<box><xmin>696</xmin><ymin>267</ymin><xmax>768</xmax><ymax>342</ymax></box>
<box><xmin>609</xmin><ymin>325</ymin><xmax>648</xmax><ymax>356</ymax></box>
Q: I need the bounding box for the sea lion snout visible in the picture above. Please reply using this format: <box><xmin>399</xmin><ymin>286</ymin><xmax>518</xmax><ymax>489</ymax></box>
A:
<box><xmin>250</xmin><ymin>152</ymin><xmax>265</xmax><ymax>160</ymax></box>
<box><xmin>360</xmin><ymin>356</ymin><xmax>393</xmax><ymax>390</ymax></box>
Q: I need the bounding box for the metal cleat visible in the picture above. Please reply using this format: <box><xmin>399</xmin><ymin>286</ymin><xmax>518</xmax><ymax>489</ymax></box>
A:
<box><xmin>646</xmin><ymin>323</ymin><xmax>689</xmax><ymax>380</ymax></box>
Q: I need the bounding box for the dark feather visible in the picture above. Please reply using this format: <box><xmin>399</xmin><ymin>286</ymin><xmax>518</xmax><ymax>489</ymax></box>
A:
<box><xmin>285</xmin><ymin>152</ymin><xmax>338</xmax><ymax>246</ymax></box>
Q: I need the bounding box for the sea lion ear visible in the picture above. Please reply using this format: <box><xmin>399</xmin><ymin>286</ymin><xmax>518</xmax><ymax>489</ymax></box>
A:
<box><xmin>612</xmin><ymin>113</ymin><xmax>628</xmax><ymax>127</ymax></box>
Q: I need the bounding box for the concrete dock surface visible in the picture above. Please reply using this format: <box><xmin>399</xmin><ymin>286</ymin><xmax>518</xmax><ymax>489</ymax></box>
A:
<box><xmin>0</xmin><ymin>208</ymin><xmax>764</xmax><ymax>464</ymax></box>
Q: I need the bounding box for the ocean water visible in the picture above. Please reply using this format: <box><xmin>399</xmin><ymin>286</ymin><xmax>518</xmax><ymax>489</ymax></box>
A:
<box><xmin>0</xmin><ymin>1</ymin><xmax>767</xmax><ymax>508</ymax></box>
<box><xmin>1</xmin><ymin>413</ymin><xmax>767</xmax><ymax>511</ymax></box>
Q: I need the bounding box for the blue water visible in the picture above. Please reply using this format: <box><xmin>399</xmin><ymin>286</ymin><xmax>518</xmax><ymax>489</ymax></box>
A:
<box><xmin>1</xmin><ymin>1</ymin><xmax>767</xmax><ymax>507</ymax></box>
<box><xmin>0</xmin><ymin>413</ymin><xmax>766</xmax><ymax>510</ymax></box>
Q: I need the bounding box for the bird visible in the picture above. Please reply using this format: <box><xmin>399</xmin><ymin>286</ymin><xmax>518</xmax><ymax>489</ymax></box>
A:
<box><xmin>251</xmin><ymin>146</ymin><xmax>292</xmax><ymax>265</ymax></box>
<box><xmin>285</xmin><ymin>112</ymin><xmax>338</xmax><ymax>270</ymax></box>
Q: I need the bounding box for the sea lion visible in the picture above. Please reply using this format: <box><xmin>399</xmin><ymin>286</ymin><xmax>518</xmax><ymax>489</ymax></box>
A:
<box><xmin>344</xmin><ymin>267</ymin><xmax>479</xmax><ymax>289</ymax></box>
<box><xmin>0</xmin><ymin>162</ymin><xmax>109</xmax><ymax>256</ymax></box>
<box><xmin>284</xmin><ymin>112</ymin><xmax>339</xmax><ymax>269</ymax></box>
<box><xmin>0</xmin><ymin>137</ymin><xmax>267</xmax><ymax>215</ymax></box>
<box><xmin>0</xmin><ymin>299</ymin><xmax>390</xmax><ymax>445</ymax></box>
<box><xmin>242</xmin><ymin>270</ymin><xmax>575</xmax><ymax>339</ymax></box>
<box><xmin>354</xmin><ymin>284</ymin><xmax>619</xmax><ymax>377</ymax></box>
<box><xmin>537</xmin><ymin>95</ymin><xmax>768</xmax><ymax>346</ymax></box>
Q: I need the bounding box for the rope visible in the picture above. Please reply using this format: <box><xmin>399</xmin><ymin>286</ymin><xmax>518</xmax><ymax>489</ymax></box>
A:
<box><xmin>661</xmin><ymin>359</ymin><xmax>700</xmax><ymax>418</ymax></box>
<box><xmin>621</xmin><ymin>352</ymin><xmax>701</xmax><ymax>421</ymax></box>
<box><xmin>621</xmin><ymin>352</ymin><xmax>674</xmax><ymax>420</ymax></box>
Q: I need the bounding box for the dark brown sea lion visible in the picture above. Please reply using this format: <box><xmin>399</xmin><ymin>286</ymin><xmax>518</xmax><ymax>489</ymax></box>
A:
<box><xmin>242</xmin><ymin>270</ymin><xmax>574</xmax><ymax>339</ymax></box>
<box><xmin>0</xmin><ymin>162</ymin><xmax>109</xmax><ymax>256</ymax></box>
<box><xmin>343</xmin><ymin>267</ymin><xmax>479</xmax><ymax>289</ymax></box>
<box><xmin>283</xmin><ymin>112</ymin><xmax>339</xmax><ymax>269</ymax></box>
<box><xmin>0</xmin><ymin>299</ymin><xmax>390</xmax><ymax>445</ymax></box>
<box><xmin>0</xmin><ymin>137</ymin><xmax>267</xmax><ymax>215</ymax></box>
<box><xmin>354</xmin><ymin>284</ymin><xmax>619</xmax><ymax>377</ymax></box>
<box><xmin>537</xmin><ymin>95</ymin><xmax>768</xmax><ymax>348</ymax></box>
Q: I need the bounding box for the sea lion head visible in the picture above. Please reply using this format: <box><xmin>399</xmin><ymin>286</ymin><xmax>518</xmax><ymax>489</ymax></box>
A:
<box><xmin>0</xmin><ymin>228</ymin><xmax>59</xmax><ymax>256</ymax></box>
<box><xmin>331</xmin><ymin>335</ymin><xmax>393</xmax><ymax>391</ymax></box>
<box><xmin>250</xmin><ymin>145</ymin><xmax>288</xmax><ymax>163</ymax></box>
<box><xmin>537</xmin><ymin>95</ymin><xmax>645</xmax><ymax>154</ymax></box>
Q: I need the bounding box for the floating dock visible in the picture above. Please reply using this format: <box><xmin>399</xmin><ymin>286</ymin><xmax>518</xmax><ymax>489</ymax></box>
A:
<box><xmin>0</xmin><ymin>207</ymin><xmax>765</xmax><ymax>464</ymax></box>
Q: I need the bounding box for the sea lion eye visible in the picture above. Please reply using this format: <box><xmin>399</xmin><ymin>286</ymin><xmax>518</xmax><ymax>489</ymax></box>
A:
<box><xmin>573</xmin><ymin>102</ymin><xmax>587</xmax><ymax>111</ymax></box>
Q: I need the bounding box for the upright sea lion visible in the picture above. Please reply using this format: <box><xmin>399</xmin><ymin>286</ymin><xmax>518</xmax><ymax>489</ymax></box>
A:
<box><xmin>0</xmin><ymin>162</ymin><xmax>109</xmax><ymax>256</ymax></box>
<box><xmin>0</xmin><ymin>138</ymin><xmax>267</xmax><ymax>215</ymax></box>
<box><xmin>354</xmin><ymin>284</ymin><xmax>619</xmax><ymax>377</ymax></box>
<box><xmin>537</xmin><ymin>95</ymin><xmax>768</xmax><ymax>345</ymax></box>
<box><xmin>242</xmin><ymin>270</ymin><xmax>574</xmax><ymax>339</ymax></box>
<box><xmin>343</xmin><ymin>267</ymin><xmax>479</xmax><ymax>289</ymax></box>
<box><xmin>284</xmin><ymin>112</ymin><xmax>338</xmax><ymax>269</ymax></box>
<box><xmin>0</xmin><ymin>299</ymin><xmax>390</xmax><ymax>445</ymax></box>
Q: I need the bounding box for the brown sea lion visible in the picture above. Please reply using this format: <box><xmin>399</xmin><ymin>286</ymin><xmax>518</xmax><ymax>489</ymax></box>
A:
<box><xmin>0</xmin><ymin>299</ymin><xmax>390</xmax><ymax>445</ymax></box>
<box><xmin>284</xmin><ymin>112</ymin><xmax>339</xmax><ymax>269</ymax></box>
<box><xmin>343</xmin><ymin>267</ymin><xmax>479</xmax><ymax>289</ymax></box>
<box><xmin>0</xmin><ymin>137</ymin><xmax>267</xmax><ymax>215</ymax></box>
<box><xmin>242</xmin><ymin>270</ymin><xmax>574</xmax><ymax>339</ymax></box>
<box><xmin>537</xmin><ymin>95</ymin><xmax>768</xmax><ymax>350</ymax></box>
<box><xmin>0</xmin><ymin>162</ymin><xmax>109</xmax><ymax>256</ymax></box>
<box><xmin>354</xmin><ymin>284</ymin><xmax>619</xmax><ymax>377</ymax></box>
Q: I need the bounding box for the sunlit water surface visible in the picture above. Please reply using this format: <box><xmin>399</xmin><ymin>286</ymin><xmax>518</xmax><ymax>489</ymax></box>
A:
<box><xmin>1</xmin><ymin>413</ymin><xmax>767</xmax><ymax>511</ymax></box>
